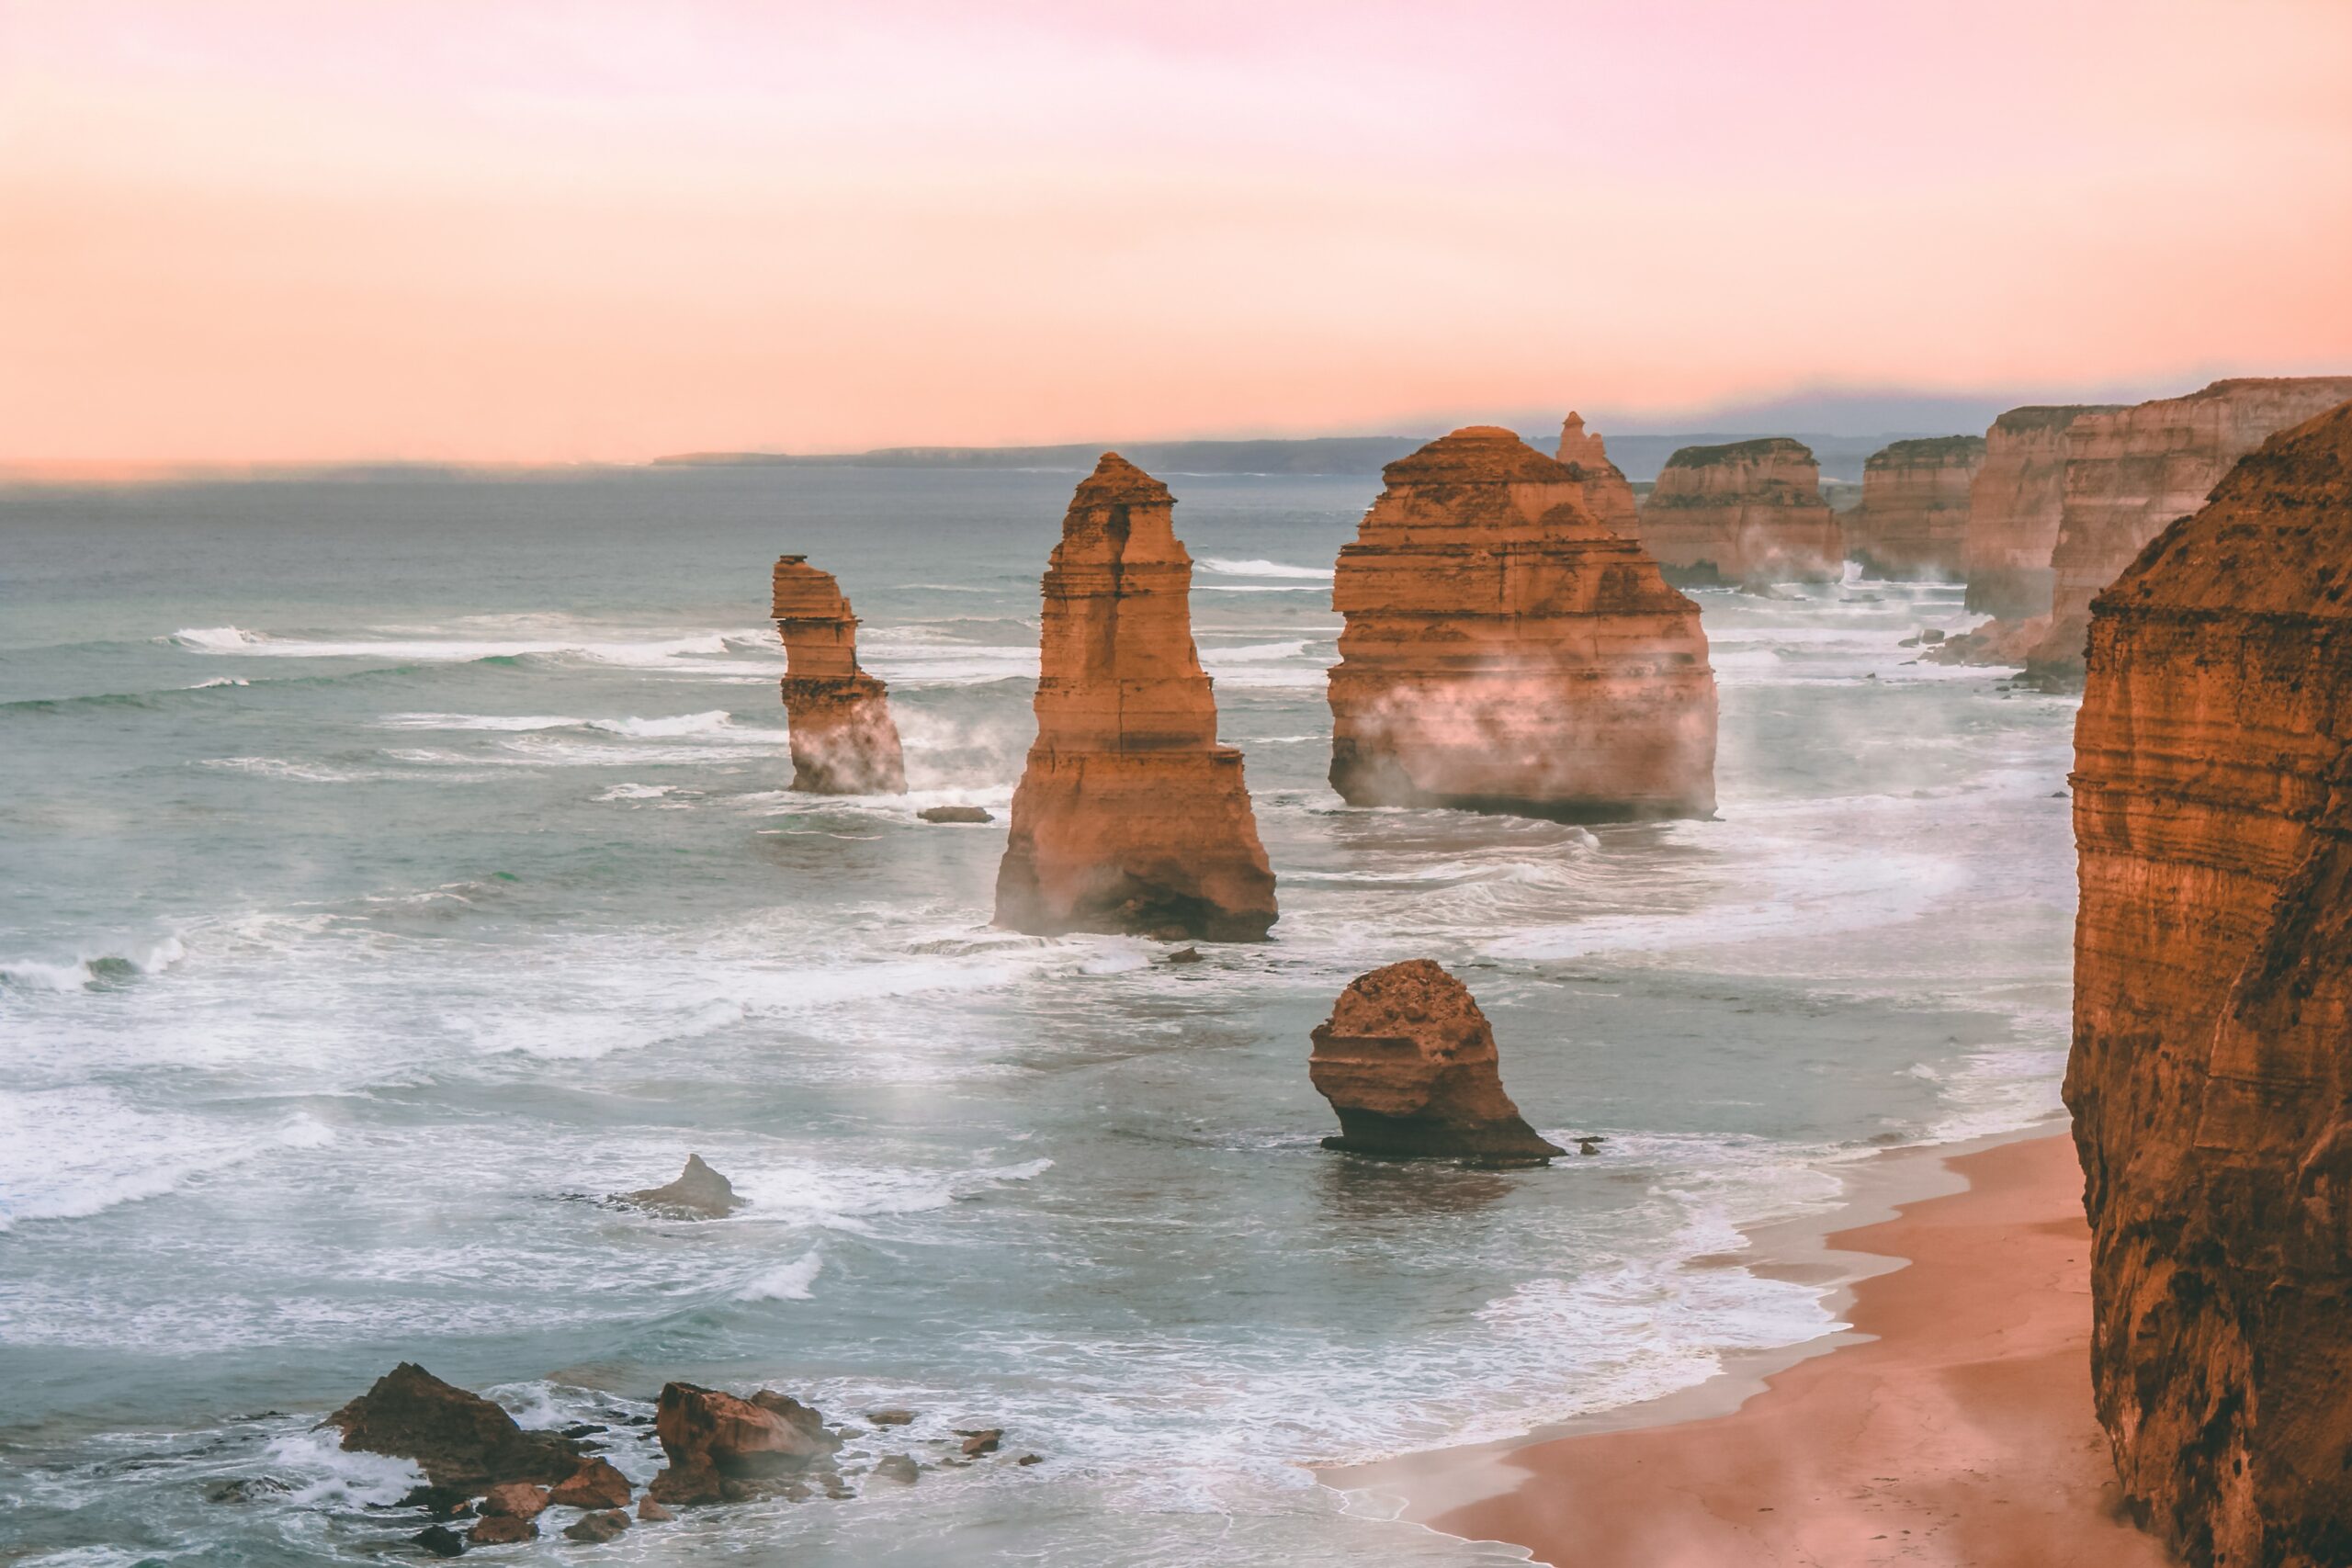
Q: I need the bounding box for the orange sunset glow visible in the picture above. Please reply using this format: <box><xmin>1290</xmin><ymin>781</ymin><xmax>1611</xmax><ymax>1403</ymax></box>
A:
<box><xmin>4</xmin><ymin>0</ymin><xmax>2350</xmax><ymax>463</ymax></box>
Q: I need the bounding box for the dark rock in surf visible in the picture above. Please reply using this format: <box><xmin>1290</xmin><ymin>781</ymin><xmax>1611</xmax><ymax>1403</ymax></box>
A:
<box><xmin>917</xmin><ymin>805</ymin><xmax>993</xmax><ymax>823</ymax></box>
<box><xmin>466</xmin><ymin>1514</ymin><xmax>536</xmax><ymax>1545</ymax></box>
<box><xmin>636</xmin><ymin>1498</ymin><xmax>675</xmax><ymax>1522</ymax></box>
<box><xmin>546</xmin><ymin>1457</ymin><xmax>630</xmax><ymax>1510</ymax></box>
<box><xmin>872</xmin><ymin>1454</ymin><xmax>920</xmax><ymax>1484</ymax></box>
<box><xmin>617</xmin><ymin>1155</ymin><xmax>742</xmax><ymax>1219</ymax></box>
<box><xmin>562</xmin><ymin>1509</ymin><xmax>630</xmax><ymax>1543</ymax></box>
<box><xmin>475</xmin><ymin>1483</ymin><xmax>548</xmax><ymax>1519</ymax></box>
<box><xmin>648</xmin><ymin>1382</ymin><xmax>842</xmax><ymax>1506</ymax></box>
<box><xmin>411</xmin><ymin>1523</ymin><xmax>469</xmax><ymax>1558</ymax></box>
<box><xmin>325</xmin><ymin>1363</ymin><xmax>584</xmax><ymax>1493</ymax></box>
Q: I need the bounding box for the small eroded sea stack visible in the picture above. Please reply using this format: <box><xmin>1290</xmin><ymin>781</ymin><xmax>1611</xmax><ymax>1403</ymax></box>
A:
<box><xmin>1843</xmin><ymin>434</ymin><xmax>1984</xmax><ymax>580</ymax></box>
<box><xmin>2067</xmin><ymin>398</ymin><xmax>2352</xmax><ymax>1565</ymax></box>
<box><xmin>994</xmin><ymin>455</ymin><xmax>1277</xmax><ymax>941</ymax></box>
<box><xmin>1327</xmin><ymin>426</ymin><xmax>1715</xmax><ymax>820</ymax></box>
<box><xmin>773</xmin><ymin>556</ymin><xmax>907</xmax><ymax>794</ymax></box>
<box><xmin>1961</xmin><ymin>403</ymin><xmax>2125</xmax><ymax>620</ymax></box>
<box><xmin>1637</xmin><ymin>437</ymin><xmax>1842</xmax><ymax>585</ymax></box>
<box><xmin>1310</xmin><ymin>960</ymin><xmax>1563</xmax><ymax>1165</ymax></box>
<box><xmin>2026</xmin><ymin>376</ymin><xmax>2352</xmax><ymax>682</ymax></box>
<box><xmin>1553</xmin><ymin>411</ymin><xmax>1640</xmax><ymax>536</ymax></box>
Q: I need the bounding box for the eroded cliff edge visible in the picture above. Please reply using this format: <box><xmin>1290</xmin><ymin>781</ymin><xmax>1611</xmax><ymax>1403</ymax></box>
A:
<box><xmin>1636</xmin><ymin>436</ymin><xmax>1842</xmax><ymax>586</ymax></box>
<box><xmin>2067</xmin><ymin>398</ymin><xmax>2352</xmax><ymax>1567</ymax></box>
<box><xmin>1845</xmin><ymin>434</ymin><xmax>1984</xmax><ymax>581</ymax></box>
<box><xmin>994</xmin><ymin>455</ymin><xmax>1277</xmax><ymax>941</ymax></box>
<box><xmin>773</xmin><ymin>557</ymin><xmax>907</xmax><ymax>795</ymax></box>
<box><xmin>1327</xmin><ymin>426</ymin><xmax>1715</xmax><ymax>820</ymax></box>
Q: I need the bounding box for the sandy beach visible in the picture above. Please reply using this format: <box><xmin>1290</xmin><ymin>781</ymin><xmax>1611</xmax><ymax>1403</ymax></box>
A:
<box><xmin>1332</xmin><ymin>1133</ymin><xmax>2176</xmax><ymax>1567</ymax></box>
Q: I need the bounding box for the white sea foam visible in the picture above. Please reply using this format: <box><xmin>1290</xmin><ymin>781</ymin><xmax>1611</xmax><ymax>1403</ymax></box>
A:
<box><xmin>0</xmin><ymin>1087</ymin><xmax>333</xmax><ymax>1230</ymax></box>
<box><xmin>0</xmin><ymin>936</ymin><xmax>186</xmax><ymax>994</ymax></box>
<box><xmin>1196</xmin><ymin>558</ymin><xmax>1336</xmax><ymax>581</ymax></box>
<box><xmin>739</xmin><ymin>1248</ymin><xmax>825</xmax><ymax>1302</ymax></box>
<box><xmin>171</xmin><ymin>623</ymin><xmax>763</xmax><ymax>671</ymax></box>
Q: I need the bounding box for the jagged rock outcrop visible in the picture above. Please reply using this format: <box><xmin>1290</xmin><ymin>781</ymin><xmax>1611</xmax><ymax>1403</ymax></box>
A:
<box><xmin>650</xmin><ymin>1382</ymin><xmax>842</xmax><ymax>1506</ymax></box>
<box><xmin>1309</xmin><ymin>960</ymin><xmax>1564</xmax><ymax>1165</ymax></box>
<box><xmin>2027</xmin><ymin>377</ymin><xmax>2352</xmax><ymax>682</ymax></box>
<box><xmin>1553</xmin><ymin>412</ymin><xmax>1640</xmax><ymax>536</ymax></box>
<box><xmin>1637</xmin><ymin>437</ymin><xmax>1842</xmax><ymax>584</ymax></box>
<box><xmin>1844</xmin><ymin>434</ymin><xmax>1985</xmax><ymax>580</ymax></box>
<box><xmin>994</xmin><ymin>456</ymin><xmax>1277</xmax><ymax>941</ymax></box>
<box><xmin>325</xmin><ymin>1363</ymin><xmax>585</xmax><ymax>1492</ymax></box>
<box><xmin>1962</xmin><ymin>404</ymin><xmax>2124</xmax><ymax>619</ymax></box>
<box><xmin>2066</xmin><ymin>399</ymin><xmax>2352</xmax><ymax>1566</ymax></box>
<box><xmin>1327</xmin><ymin>426</ymin><xmax>1713</xmax><ymax>819</ymax></box>
<box><xmin>617</xmin><ymin>1154</ymin><xmax>742</xmax><ymax>1219</ymax></box>
<box><xmin>773</xmin><ymin>556</ymin><xmax>907</xmax><ymax>794</ymax></box>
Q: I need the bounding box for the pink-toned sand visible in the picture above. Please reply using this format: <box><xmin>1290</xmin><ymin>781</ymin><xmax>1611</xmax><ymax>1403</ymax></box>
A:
<box><xmin>1366</xmin><ymin>1134</ymin><xmax>2177</xmax><ymax>1567</ymax></box>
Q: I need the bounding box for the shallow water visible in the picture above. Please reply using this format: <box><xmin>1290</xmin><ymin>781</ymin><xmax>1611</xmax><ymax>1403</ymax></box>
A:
<box><xmin>0</xmin><ymin>468</ymin><xmax>2077</xmax><ymax>1563</ymax></box>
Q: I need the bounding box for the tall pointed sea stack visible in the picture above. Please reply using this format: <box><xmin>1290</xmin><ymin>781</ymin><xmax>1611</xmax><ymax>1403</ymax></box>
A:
<box><xmin>2026</xmin><ymin>376</ymin><xmax>2352</xmax><ymax>682</ymax></box>
<box><xmin>1637</xmin><ymin>437</ymin><xmax>1842</xmax><ymax>585</ymax></box>
<box><xmin>1961</xmin><ymin>404</ymin><xmax>2124</xmax><ymax>619</ymax></box>
<box><xmin>1843</xmin><ymin>434</ymin><xmax>1984</xmax><ymax>580</ymax></box>
<box><xmin>994</xmin><ymin>456</ymin><xmax>1276</xmax><ymax>941</ymax></box>
<box><xmin>2067</xmin><ymin>399</ymin><xmax>2352</xmax><ymax>1565</ymax></box>
<box><xmin>772</xmin><ymin>557</ymin><xmax>906</xmax><ymax>794</ymax></box>
<box><xmin>1553</xmin><ymin>412</ymin><xmax>1640</xmax><ymax>536</ymax></box>
<box><xmin>1327</xmin><ymin>426</ymin><xmax>1715</xmax><ymax>820</ymax></box>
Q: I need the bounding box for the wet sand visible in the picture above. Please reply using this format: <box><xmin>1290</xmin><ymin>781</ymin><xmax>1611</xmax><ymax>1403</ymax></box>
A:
<box><xmin>1332</xmin><ymin>1133</ymin><xmax>2176</xmax><ymax>1567</ymax></box>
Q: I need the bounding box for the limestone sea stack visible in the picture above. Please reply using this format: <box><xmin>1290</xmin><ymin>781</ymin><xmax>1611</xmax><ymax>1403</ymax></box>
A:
<box><xmin>1843</xmin><ymin>434</ymin><xmax>1984</xmax><ymax>580</ymax></box>
<box><xmin>2026</xmin><ymin>376</ymin><xmax>2352</xmax><ymax>682</ymax></box>
<box><xmin>1326</xmin><ymin>427</ymin><xmax>1715</xmax><ymax>820</ymax></box>
<box><xmin>1961</xmin><ymin>404</ymin><xmax>2124</xmax><ymax>619</ymax></box>
<box><xmin>1552</xmin><ymin>411</ymin><xmax>1640</xmax><ymax>536</ymax></box>
<box><xmin>1309</xmin><ymin>960</ymin><xmax>1564</xmax><ymax>1165</ymax></box>
<box><xmin>1637</xmin><ymin>437</ymin><xmax>1842</xmax><ymax>585</ymax></box>
<box><xmin>772</xmin><ymin>556</ymin><xmax>907</xmax><ymax>794</ymax></box>
<box><xmin>993</xmin><ymin>456</ymin><xmax>1277</xmax><ymax>941</ymax></box>
<box><xmin>2066</xmin><ymin>399</ymin><xmax>2352</xmax><ymax>1565</ymax></box>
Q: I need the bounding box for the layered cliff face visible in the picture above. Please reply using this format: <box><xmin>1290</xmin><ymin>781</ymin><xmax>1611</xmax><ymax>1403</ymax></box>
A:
<box><xmin>1844</xmin><ymin>434</ymin><xmax>1984</xmax><ymax>580</ymax></box>
<box><xmin>2028</xmin><ymin>377</ymin><xmax>2352</xmax><ymax>682</ymax></box>
<box><xmin>1961</xmin><ymin>404</ymin><xmax>2124</xmax><ymax>618</ymax></box>
<box><xmin>772</xmin><ymin>557</ymin><xmax>907</xmax><ymax>795</ymax></box>
<box><xmin>1553</xmin><ymin>411</ymin><xmax>1640</xmax><ymax>536</ymax></box>
<box><xmin>1637</xmin><ymin>437</ymin><xmax>1842</xmax><ymax>585</ymax></box>
<box><xmin>994</xmin><ymin>455</ymin><xmax>1277</xmax><ymax>941</ymax></box>
<box><xmin>1310</xmin><ymin>959</ymin><xmax>1563</xmax><ymax>1165</ymax></box>
<box><xmin>1327</xmin><ymin>426</ymin><xmax>1715</xmax><ymax>820</ymax></box>
<box><xmin>2067</xmin><ymin>399</ymin><xmax>2352</xmax><ymax>1567</ymax></box>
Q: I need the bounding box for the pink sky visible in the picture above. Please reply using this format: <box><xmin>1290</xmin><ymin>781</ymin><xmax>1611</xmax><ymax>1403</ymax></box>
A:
<box><xmin>3</xmin><ymin>0</ymin><xmax>2349</xmax><ymax>463</ymax></box>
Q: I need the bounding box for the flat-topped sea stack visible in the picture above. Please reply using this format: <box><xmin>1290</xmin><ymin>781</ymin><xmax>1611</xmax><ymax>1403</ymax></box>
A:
<box><xmin>1552</xmin><ymin>412</ymin><xmax>1639</xmax><ymax>536</ymax></box>
<box><xmin>1326</xmin><ymin>426</ymin><xmax>1715</xmax><ymax>821</ymax></box>
<box><xmin>1961</xmin><ymin>403</ymin><xmax>2124</xmax><ymax>619</ymax></box>
<box><xmin>1843</xmin><ymin>434</ymin><xmax>1984</xmax><ymax>580</ymax></box>
<box><xmin>994</xmin><ymin>455</ymin><xmax>1277</xmax><ymax>941</ymax></box>
<box><xmin>1637</xmin><ymin>437</ymin><xmax>1842</xmax><ymax>585</ymax></box>
<box><xmin>1310</xmin><ymin>960</ymin><xmax>1563</xmax><ymax>1166</ymax></box>
<box><xmin>2027</xmin><ymin>376</ymin><xmax>2352</xmax><ymax>682</ymax></box>
<box><xmin>772</xmin><ymin>557</ymin><xmax>907</xmax><ymax>795</ymax></box>
<box><xmin>2066</xmin><ymin>400</ymin><xmax>2352</xmax><ymax>1565</ymax></box>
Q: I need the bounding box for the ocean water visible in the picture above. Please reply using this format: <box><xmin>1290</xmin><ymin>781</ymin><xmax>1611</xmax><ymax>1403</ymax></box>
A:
<box><xmin>0</xmin><ymin>467</ymin><xmax>2078</xmax><ymax>1564</ymax></box>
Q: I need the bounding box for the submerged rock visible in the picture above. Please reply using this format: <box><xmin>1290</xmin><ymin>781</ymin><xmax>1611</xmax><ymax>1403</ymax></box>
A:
<box><xmin>411</xmin><ymin>1524</ymin><xmax>469</xmax><ymax>1558</ymax></box>
<box><xmin>994</xmin><ymin>455</ymin><xmax>1278</xmax><ymax>942</ymax></box>
<box><xmin>562</xmin><ymin>1510</ymin><xmax>629</xmax><ymax>1543</ymax></box>
<box><xmin>1637</xmin><ymin>437</ymin><xmax>1842</xmax><ymax>585</ymax></box>
<box><xmin>465</xmin><ymin>1514</ymin><xmax>535</xmax><ymax>1545</ymax></box>
<box><xmin>1309</xmin><ymin>961</ymin><xmax>1565</xmax><ymax>1165</ymax></box>
<box><xmin>916</xmin><ymin>805</ymin><xmax>992</xmax><ymax>824</ymax></box>
<box><xmin>324</xmin><ymin>1363</ymin><xmax>584</xmax><ymax>1493</ymax></box>
<box><xmin>617</xmin><ymin>1154</ymin><xmax>742</xmax><ymax>1219</ymax></box>
<box><xmin>872</xmin><ymin>1454</ymin><xmax>920</xmax><ymax>1485</ymax></box>
<box><xmin>773</xmin><ymin>555</ymin><xmax>908</xmax><ymax>795</ymax></box>
<box><xmin>648</xmin><ymin>1382</ymin><xmax>842</xmax><ymax>1506</ymax></box>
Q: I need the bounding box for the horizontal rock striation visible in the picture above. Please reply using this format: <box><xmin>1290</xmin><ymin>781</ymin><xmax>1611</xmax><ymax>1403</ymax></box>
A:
<box><xmin>2028</xmin><ymin>377</ymin><xmax>2352</xmax><ymax>682</ymax></box>
<box><xmin>1553</xmin><ymin>411</ymin><xmax>1640</xmax><ymax>536</ymax></box>
<box><xmin>1962</xmin><ymin>403</ymin><xmax>2124</xmax><ymax>619</ymax></box>
<box><xmin>1327</xmin><ymin>426</ymin><xmax>1715</xmax><ymax>820</ymax></box>
<box><xmin>994</xmin><ymin>455</ymin><xmax>1277</xmax><ymax>941</ymax></box>
<box><xmin>1845</xmin><ymin>434</ymin><xmax>1984</xmax><ymax>580</ymax></box>
<box><xmin>2066</xmin><ymin>399</ymin><xmax>2352</xmax><ymax>1566</ymax></box>
<box><xmin>773</xmin><ymin>556</ymin><xmax>907</xmax><ymax>794</ymax></box>
<box><xmin>1637</xmin><ymin>437</ymin><xmax>1842</xmax><ymax>585</ymax></box>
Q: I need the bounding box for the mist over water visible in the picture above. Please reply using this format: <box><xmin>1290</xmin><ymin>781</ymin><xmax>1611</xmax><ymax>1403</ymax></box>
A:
<box><xmin>0</xmin><ymin>468</ymin><xmax>2077</xmax><ymax>1563</ymax></box>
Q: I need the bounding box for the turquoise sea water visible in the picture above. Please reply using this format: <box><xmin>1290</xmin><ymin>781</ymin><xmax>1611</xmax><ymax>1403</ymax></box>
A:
<box><xmin>0</xmin><ymin>467</ymin><xmax>2076</xmax><ymax>1563</ymax></box>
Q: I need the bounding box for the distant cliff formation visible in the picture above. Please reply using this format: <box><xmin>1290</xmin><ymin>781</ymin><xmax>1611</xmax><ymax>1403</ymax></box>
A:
<box><xmin>994</xmin><ymin>455</ymin><xmax>1277</xmax><ymax>941</ymax></box>
<box><xmin>1844</xmin><ymin>434</ymin><xmax>1984</xmax><ymax>580</ymax></box>
<box><xmin>1553</xmin><ymin>412</ymin><xmax>1640</xmax><ymax>536</ymax></box>
<box><xmin>1636</xmin><ymin>437</ymin><xmax>1842</xmax><ymax>585</ymax></box>
<box><xmin>2067</xmin><ymin>399</ymin><xmax>2352</xmax><ymax>1566</ymax></box>
<box><xmin>1961</xmin><ymin>404</ymin><xmax>2124</xmax><ymax>619</ymax></box>
<box><xmin>1327</xmin><ymin>426</ymin><xmax>1716</xmax><ymax>821</ymax></box>
<box><xmin>772</xmin><ymin>557</ymin><xmax>907</xmax><ymax>794</ymax></box>
<box><xmin>2027</xmin><ymin>377</ymin><xmax>2352</xmax><ymax>682</ymax></box>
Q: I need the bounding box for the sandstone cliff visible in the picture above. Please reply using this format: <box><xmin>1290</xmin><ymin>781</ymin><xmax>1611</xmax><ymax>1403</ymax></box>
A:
<box><xmin>1553</xmin><ymin>411</ymin><xmax>1640</xmax><ymax>536</ymax></box>
<box><xmin>994</xmin><ymin>455</ymin><xmax>1277</xmax><ymax>941</ymax></box>
<box><xmin>1310</xmin><ymin>959</ymin><xmax>1563</xmax><ymax>1164</ymax></box>
<box><xmin>1327</xmin><ymin>426</ymin><xmax>1715</xmax><ymax>820</ymax></box>
<box><xmin>2067</xmin><ymin>398</ymin><xmax>2352</xmax><ymax>1566</ymax></box>
<box><xmin>772</xmin><ymin>557</ymin><xmax>907</xmax><ymax>794</ymax></box>
<box><xmin>1637</xmin><ymin>437</ymin><xmax>1842</xmax><ymax>584</ymax></box>
<box><xmin>1844</xmin><ymin>434</ymin><xmax>1984</xmax><ymax>580</ymax></box>
<box><xmin>2028</xmin><ymin>377</ymin><xmax>2352</xmax><ymax>682</ymax></box>
<box><xmin>1962</xmin><ymin>404</ymin><xmax>2124</xmax><ymax>618</ymax></box>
